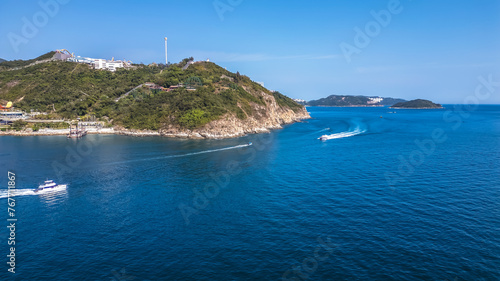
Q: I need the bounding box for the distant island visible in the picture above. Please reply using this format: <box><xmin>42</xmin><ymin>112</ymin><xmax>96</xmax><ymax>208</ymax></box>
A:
<box><xmin>0</xmin><ymin>52</ymin><xmax>309</xmax><ymax>139</ymax></box>
<box><xmin>390</xmin><ymin>99</ymin><xmax>443</xmax><ymax>109</ymax></box>
<box><xmin>304</xmin><ymin>95</ymin><xmax>406</xmax><ymax>107</ymax></box>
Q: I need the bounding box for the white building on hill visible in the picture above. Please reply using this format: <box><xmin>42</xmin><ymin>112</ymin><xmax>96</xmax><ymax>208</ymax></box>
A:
<box><xmin>368</xmin><ymin>97</ymin><xmax>383</xmax><ymax>104</ymax></box>
<box><xmin>55</xmin><ymin>49</ymin><xmax>129</xmax><ymax>71</ymax></box>
<box><xmin>92</xmin><ymin>59</ymin><xmax>124</xmax><ymax>71</ymax></box>
<box><xmin>66</xmin><ymin>56</ymin><xmax>127</xmax><ymax>71</ymax></box>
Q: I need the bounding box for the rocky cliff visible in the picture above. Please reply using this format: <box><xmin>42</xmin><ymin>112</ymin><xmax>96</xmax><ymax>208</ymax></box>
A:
<box><xmin>0</xmin><ymin>53</ymin><xmax>310</xmax><ymax>138</ymax></box>
<box><xmin>159</xmin><ymin>92</ymin><xmax>310</xmax><ymax>139</ymax></box>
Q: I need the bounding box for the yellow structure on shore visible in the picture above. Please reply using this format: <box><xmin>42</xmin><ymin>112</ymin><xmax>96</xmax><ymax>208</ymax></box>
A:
<box><xmin>0</xmin><ymin>101</ymin><xmax>13</xmax><ymax>110</ymax></box>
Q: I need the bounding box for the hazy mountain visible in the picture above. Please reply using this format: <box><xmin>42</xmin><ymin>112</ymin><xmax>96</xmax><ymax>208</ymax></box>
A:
<box><xmin>307</xmin><ymin>95</ymin><xmax>406</xmax><ymax>107</ymax></box>
<box><xmin>390</xmin><ymin>99</ymin><xmax>443</xmax><ymax>109</ymax></box>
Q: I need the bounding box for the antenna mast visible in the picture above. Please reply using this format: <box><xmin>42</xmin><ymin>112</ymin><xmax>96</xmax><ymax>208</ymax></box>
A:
<box><xmin>164</xmin><ymin>37</ymin><xmax>168</xmax><ymax>65</ymax></box>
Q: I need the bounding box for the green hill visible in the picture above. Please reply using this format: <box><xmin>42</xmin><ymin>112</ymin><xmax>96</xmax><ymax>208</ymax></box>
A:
<box><xmin>377</xmin><ymin>97</ymin><xmax>407</xmax><ymax>106</ymax></box>
<box><xmin>0</xmin><ymin>52</ymin><xmax>307</xmax><ymax>133</ymax></box>
<box><xmin>307</xmin><ymin>95</ymin><xmax>405</xmax><ymax>106</ymax></box>
<box><xmin>390</xmin><ymin>99</ymin><xmax>443</xmax><ymax>109</ymax></box>
<box><xmin>0</xmin><ymin>52</ymin><xmax>54</xmax><ymax>69</ymax></box>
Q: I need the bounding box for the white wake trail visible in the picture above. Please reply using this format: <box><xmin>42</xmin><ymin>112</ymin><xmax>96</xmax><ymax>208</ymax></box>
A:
<box><xmin>0</xmin><ymin>186</ymin><xmax>68</xmax><ymax>199</ymax></box>
<box><xmin>318</xmin><ymin>122</ymin><xmax>367</xmax><ymax>141</ymax></box>
<box><xmin>0</xmin><ymin>189</ymin><xmax>37</xmax><ymax>199</ymax></box>
<box><xmin>107</xmin><ymin>143</ymin><xmax>252</xmax><ymax>165</ymax></box>
<box><xmin>151</xmin><ymin>143</ymin><xmax>251</xmax><ymax>159</ymax></box>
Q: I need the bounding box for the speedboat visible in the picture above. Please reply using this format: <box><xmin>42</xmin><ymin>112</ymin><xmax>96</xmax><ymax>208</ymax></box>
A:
<box><xmin>34</xmin><ymin>180</ymin><xmax>67</xmax><ymax>193</ymax></box>
<box><xmin>248</xmin><ymin>142</ymin><xmax>252</xmax><ymax>146</ymax></box>
<box><xmin>318</xmin><ymin>135</ymin><xmax>329</xmax><ymax>141</ymax></box>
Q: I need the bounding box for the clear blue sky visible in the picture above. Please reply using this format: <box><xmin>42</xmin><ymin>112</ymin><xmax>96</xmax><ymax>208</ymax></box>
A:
<box><xmin>1</xmin><ymin>0</ymin><xmax>499</xmax><ymax>103</ymax></box>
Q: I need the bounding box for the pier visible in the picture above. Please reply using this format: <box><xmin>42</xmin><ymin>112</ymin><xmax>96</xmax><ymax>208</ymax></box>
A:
<box><xmin>67</xmin><ymin>123</ymin><xmax>87</xmax><ymax>138</ymax></box>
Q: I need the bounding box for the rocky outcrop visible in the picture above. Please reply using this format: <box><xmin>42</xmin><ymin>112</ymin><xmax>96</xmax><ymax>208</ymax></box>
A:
<box><xmin>0</xmin><ymin>91</ymin><xmax>310</xmax><ymax>139</ymax></box>
<box><xmin>0</xmin><ymin>104</ymin><xmax>309</xmax><ymax>138</ymax></box>
<box><xmin>160</xmin><ymin>91</ymin><xmax>310</xmax><ymax>139</ymax></box>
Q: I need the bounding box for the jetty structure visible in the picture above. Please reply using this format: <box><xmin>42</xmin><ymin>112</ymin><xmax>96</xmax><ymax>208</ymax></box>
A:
<box><xmin>67</xmin><ymin>123</ymin><xmax>87</xmax><ymax>138</ymax></box>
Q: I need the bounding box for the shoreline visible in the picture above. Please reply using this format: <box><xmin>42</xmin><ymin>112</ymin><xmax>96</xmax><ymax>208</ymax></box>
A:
<box><xmin>306</xmin><ymin>105</ymin><xmax>384</xmax><ymax>107</ymax></box>
<box><xmin>0</xmin><ymin>118</ymin><xmax>308</xmax><ymax>139</ymax></box>
<box><xmin>389</xmin><ymin>107</ymin><xmax>444</xmax><ymax>109</ymax></box>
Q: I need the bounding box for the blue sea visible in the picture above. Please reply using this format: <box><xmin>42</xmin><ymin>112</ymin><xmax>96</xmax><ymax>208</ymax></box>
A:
<box><xmin>1</xmin><ymin>105</ymin><xmax>499</xmax><ymax>280</ymax></box>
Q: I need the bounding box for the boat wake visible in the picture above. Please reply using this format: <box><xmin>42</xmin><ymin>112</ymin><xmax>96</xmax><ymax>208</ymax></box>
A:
<box><xmin>0</xmin><ymin>187</ymin><xmax>68</xmax><ymax>199</ymax></box>
<box><xmin>0</xmin><ymin>189</ymin><xmax>37</xmax><ymax>199</ymax></box>
<box><xmin>318</xmin><ymin>121</ymin><xmax>367</xmax><ymax>141</ymax></box>
<box><xmin>107</xmin><ymin>143</ymin><xmax>253</xmax><ymax>165</ymax></box>
<box><xmin>158</xmin><ymin>143</ymin><xmax>252</xmax><ymax>159</ymax></box>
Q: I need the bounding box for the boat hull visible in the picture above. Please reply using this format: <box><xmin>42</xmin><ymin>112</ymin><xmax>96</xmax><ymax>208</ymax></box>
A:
<box><xmin>34</xmin><ymin>184</ymin><xmax>67</xmax><ymax>193</ymax></box>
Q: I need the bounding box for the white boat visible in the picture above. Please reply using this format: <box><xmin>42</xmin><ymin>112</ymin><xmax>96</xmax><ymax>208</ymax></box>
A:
<box><xmin>34</xmin><ymin>180</ymin><xmax>67</xmax><ymax>193</ymax></box>
<box><xmin>319</xmin><ymin>135</ymin><xmax>329</xmax><ymax>141</ymax></box>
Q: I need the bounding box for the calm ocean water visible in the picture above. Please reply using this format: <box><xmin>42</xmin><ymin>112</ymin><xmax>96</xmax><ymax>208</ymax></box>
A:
<box><xmin>1</xmin><ymin>105</ymin><xmax>499</xmax><ymax>280</ymax></box>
